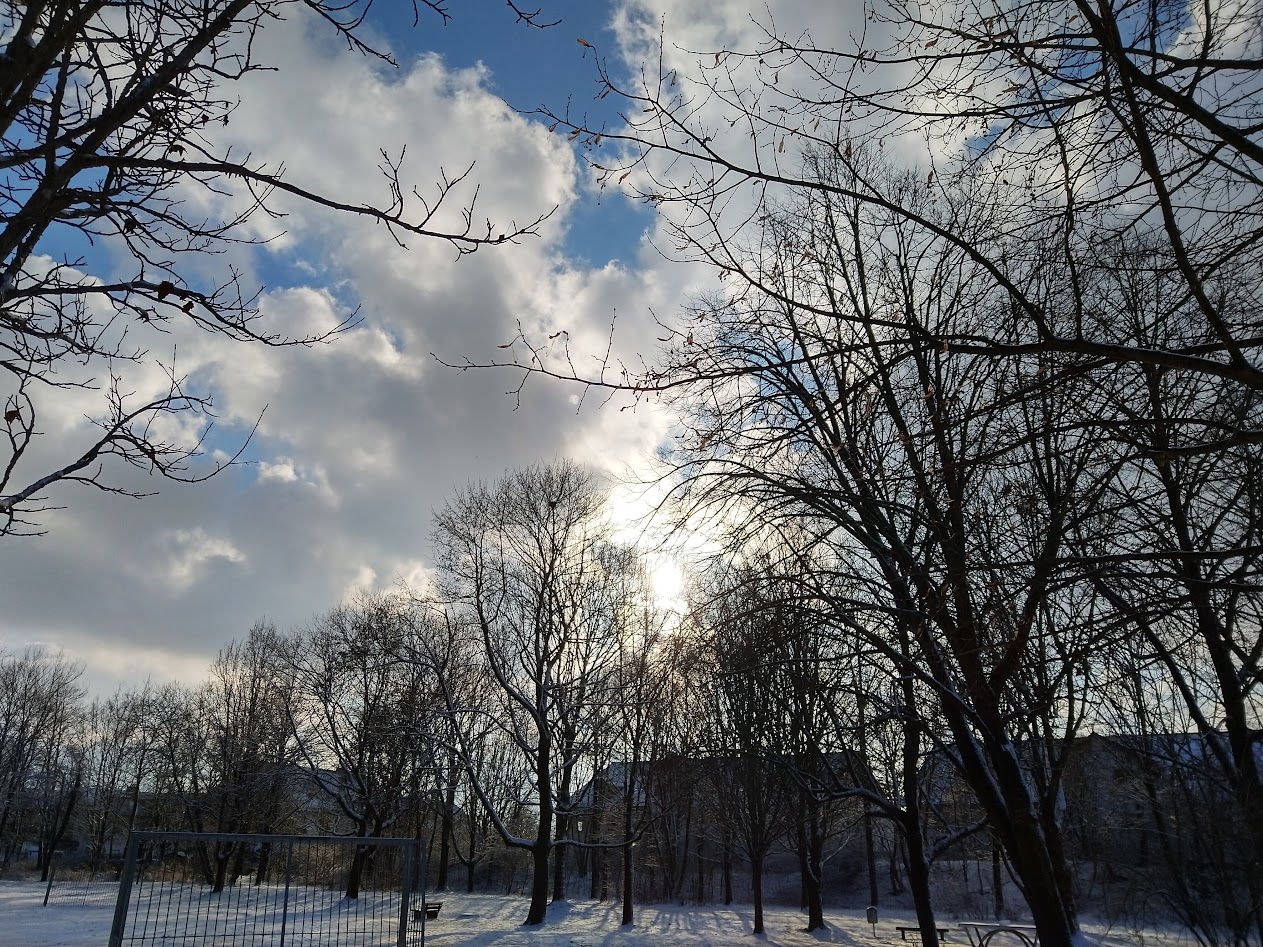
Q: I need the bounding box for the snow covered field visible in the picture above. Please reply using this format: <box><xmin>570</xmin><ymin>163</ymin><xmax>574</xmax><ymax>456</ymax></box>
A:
<box><xmin>2</xmin><ymin>881</ymin><xmax>1194</xmax><ymax>947</ymax></box>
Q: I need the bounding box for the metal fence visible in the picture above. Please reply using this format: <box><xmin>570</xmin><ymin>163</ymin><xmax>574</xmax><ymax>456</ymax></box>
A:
<box><xmin>44</xmin><ymin>868</ymin><xmax>121</xmax><ymax>907</ymax></box>
<box><xmin>105</xmin><ymin>832</ymin><xmax>429</xmax><ymax>947</ymax></box>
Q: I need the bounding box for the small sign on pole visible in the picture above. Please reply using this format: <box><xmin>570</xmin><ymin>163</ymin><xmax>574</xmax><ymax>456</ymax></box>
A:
<box><xmin>867</xmin><ymin>905</ymin><xmax>879</xmax><ymax>936</ymax></box>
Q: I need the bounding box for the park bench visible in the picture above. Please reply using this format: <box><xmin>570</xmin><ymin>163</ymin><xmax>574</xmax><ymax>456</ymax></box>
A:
<box><xmin>411</xmin><ymin>901</ymin><xmax>443</xmax><ymax>923</ymax></box>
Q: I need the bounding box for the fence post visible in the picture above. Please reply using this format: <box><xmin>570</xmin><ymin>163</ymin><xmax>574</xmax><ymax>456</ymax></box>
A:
<box><xmin>397</xmin><ymin>841</ymin><xmax>416</xmax><ymax>947</ymax></box>
<box><xmin>279</xmin><ymin>839</ymin><xmax>293</xmax><ymax>947</ymax></box>
<box><xmin>420</xmin><ymin>842</ymin><xmax>429</xmax><ymax>947</ymax></box>
<box><xmin>108</xmin><ymin>832</ymin><xmax>141</xmax><ymax>947</ymax></box>
<box><xmin>42</xmin><ymin>855</ymin><xmax>55</xmax><ymax>906</ymax></box>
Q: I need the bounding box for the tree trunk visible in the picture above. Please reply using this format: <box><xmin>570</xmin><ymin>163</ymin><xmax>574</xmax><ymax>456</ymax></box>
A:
<box><xmin>589</xmin><ymin>807</ymin><xmax>602</xmax><ymax>900</ymax></box>
<box><xmin>551</xmin><ymin>727</ymin><xmax>577</xmax><ymax>905</ymax></box>
<box><xmin>590</xmin><ymin>845</ymin><xmax>603</xmax><ymax>900</ymax></box>
<box><xmin>0</xmin><ymin>785</ymin><xmax>17</xmax><ymax>863</ymax></box>
<box><xmin>211</xmin><ymin>839</ymin><xmax>230</xmax><ymax>892</ymax></box>
<box><xmin>255</xmin><ymin>838</ymin><xmax>272</xmax><ymax>886</ymax></box>
<box><xmin>674</xmin><ymin>797</ymin><xmax>693</xmax><ymax>901</ymax></box>
<box><xmin>437</xmin><ymin>774</ymin><xmax>457</xmax><ymax>890</ymax></box>
<box><xmin>525</xmin><ymin>840</ymin><xmax>551</xmax><ymax>925</ymax></box>
<box><xmin>230</xmin><ymin>842</ymin><xmax>247</xmax><ymax>887</ymax></box>
<box><xmin>751</xmin><ymin>853</ymin><xmax>765</xmax><ymax>935</ymax></box>
<box><xmin>942</xmin><ymin>705</ymin><xmax>1077</xmax><ymax>947</ymax></box>
<box><xmin>695</xmin><ymin>832</ymin><xmax>705</xmax><ymax>903</ymax></box>
<box><xmin>525</xmin><ymin>720</ymin><xmax>553</xmax><ymax>925</ymax></box>
<box><xmin>801</xmin><ymin>793</ymin><xmax>825</xmax><ymax>932</ymax></box>
<box><xmin>39</xmin><ymin>770</ymin><xmax>81</xmax><ymax>882</ymax></box>
<box><xmin>904</xmin><ymin>824</ymin><xmax>939</xmax><ymax>947</ymax></box>
<box><xmin>899</xmin><ymin>695</ymin><xmax>938</xmax><ymax>947</ymax></box>
<box><xmin>127</xmin><ymin>772</ymin><xmax>143</xmax><ymax>836</ymax></box>
<box><xmin>722</xmin><ymin>838</ymin><xmax>733</xmax><ymax>906</ymax></box>
<box><xmin>621</xmin><ymin>837</ymin><xmax>635</xmax><ymax>925</ymax></box>
<box><xmin>551</xmin><ymin>810</ymin><xmax>568</xmax><ymax>903</ymax></box>
<box><xmin>984</xmin><ymin>743</ymin><xmax>1077</xmax><ymax>947</ymax></box>
<box><xmin>992</xmin><ymin>832</ymin><xmax>1004</xmax><ymax>920</ymax></box>
<box><xmin>345</xmin><ymin>843</ymin><xmax>367</xmax><ymax>900</ymax></box>
<box><xmin>888</xmin><ymin>833</ymin><xmax>905</xmax><ymax>894</ymax></box>
<box><xmin>622</xmin><ymin>763</ymin><xmax>636</xmax><ymax>926</ymax></box>
<box><xmin>865</xmin><ymin>807</ymin><xmax>879</xmax><ymax>906</ymax></box>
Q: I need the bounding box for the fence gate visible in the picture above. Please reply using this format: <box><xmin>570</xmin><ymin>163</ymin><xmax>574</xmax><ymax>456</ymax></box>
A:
<box><xmin>107</xmin><ymin>832</ymin><xmax>429</xmax><ymax>947</ymax></box>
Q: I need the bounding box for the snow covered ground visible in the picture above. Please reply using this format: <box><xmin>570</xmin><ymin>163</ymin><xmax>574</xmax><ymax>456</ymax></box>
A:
<box><xmin>2</xmin><ymin>881</ymin><xmax>1194</xmax><ymax>946</ymax></box>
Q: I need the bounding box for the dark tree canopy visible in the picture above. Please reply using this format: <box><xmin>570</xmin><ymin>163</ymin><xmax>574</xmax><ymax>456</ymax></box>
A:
<box><xmin>462</xmin><ymin>3</ymin><xmax>1263</xmax><ymax>944</ymax></box>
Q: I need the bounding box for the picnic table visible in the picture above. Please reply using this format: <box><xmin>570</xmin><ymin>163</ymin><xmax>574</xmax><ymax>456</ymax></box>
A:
<box><xmin>959</xmin><ymin>922</ymin><xmax>1039</xmax><ymax>947</ymax></box>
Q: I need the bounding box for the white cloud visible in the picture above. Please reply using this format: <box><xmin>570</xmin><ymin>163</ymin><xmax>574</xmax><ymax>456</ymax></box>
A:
<box><xmin>256</xmin><ymin>459</ymin><xmax>299</xmax><ymax>483</ymax></box>
<box><xmin>153</xmin><ymin>528</ymin><xmax>247</xmax><ymax>592</ymax></box>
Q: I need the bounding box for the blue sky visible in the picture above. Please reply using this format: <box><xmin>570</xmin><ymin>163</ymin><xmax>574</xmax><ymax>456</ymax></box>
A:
<box><xmin>374</xmin><ymin>0</ymin><xmax>656</xmax><ymax>269</ymax></box>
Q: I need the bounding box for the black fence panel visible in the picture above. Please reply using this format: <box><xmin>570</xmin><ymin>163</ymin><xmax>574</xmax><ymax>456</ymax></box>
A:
<box><xmin>104</xmin><ymin>832</ymin><xmax>429</xmax><ymax>947</ymax></box>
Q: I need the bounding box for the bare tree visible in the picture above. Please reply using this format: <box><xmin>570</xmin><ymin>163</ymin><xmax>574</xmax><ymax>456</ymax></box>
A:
<box><xmin>430</xmin><ymin>460</ymin><xmax>630</xmax><ymax>925</ymax></box>
<box><xmin>1079</xmin><ymin>337</ymin><xmax>1263</xmax><ymax>920</ymax></box>
<box><xmin>604</xmin><ymin>588</ymin><xmax>674</xmax><ymax>925</ymax></box>
<box><xmin>77</xmin><ymin>685</ymin><xmax>156</xmax><ymax>872</ymax></box>
<box><xmin>719</xmin><ymin>557</ymin><xmax>850</xmax><ymax>934</ymax></box>
<box><xmin>149</xmin><ymin>682</ymin><xmax>222</xmax><ymax>877</ymax></box>
<box><xmin>0</xmin><ymin>646</ymin><xmax>84</xmax><ymax>874</ymax></box>
<box><xmin>464</xmin><ymin>15</ymin><xmax>1262</xmax><ymax>941</ymax></box>
<box><xmin>196</xmin><ymin>622</ymin><xmax>299</xmax><ymax>890</ymax></box>
<box><xmin>517</xmin><ymin>0</ymin><xmax>1262</xmax><ymax>404</ymax></box>
<box><xmin>0</xmin><ymin>0</ymin><xmax>553</xmax><ymax>535</ymax></box>
<box><xmin>29</xmin><ymin>671</ymin><xmax>85</xmax><ymax>881</ymax></box>
<box><xmin>643</xmin><ymin>159</ymin><xmax>1104</xmax><ymax>942</ymax></box>
<box><xmin>279</xmin><ymin>591</ymin><xmax>427</xmax><ymax>899</ymax></box>
<box><xmin>689</xmin><ymin>570</ymin><xmax>793</xmax><ymax>936</ymax></box>
<box><xmin>448</xmin><ymin>730</ymin><xmax>531</xmax><ymax>893</ymax></box>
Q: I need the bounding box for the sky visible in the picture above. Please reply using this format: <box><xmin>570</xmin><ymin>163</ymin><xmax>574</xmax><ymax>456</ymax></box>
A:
<box><xmin>0</xmin><ymin>0</ymin><xmax>868</xmax><ymax>693</ymax></box>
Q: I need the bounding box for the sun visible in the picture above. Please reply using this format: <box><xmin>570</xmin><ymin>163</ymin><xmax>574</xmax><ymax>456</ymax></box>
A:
<box><xmin>646</xmin><ymin>552</ymin><xmax>687</xmax><ymax>613</ymax></box>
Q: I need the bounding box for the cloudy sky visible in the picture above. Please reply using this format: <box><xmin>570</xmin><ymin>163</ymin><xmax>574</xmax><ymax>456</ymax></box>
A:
<box><xmin>0</xmin><ymin>0</ymin><xmax>863</xmax><ymax>693</ymax></box>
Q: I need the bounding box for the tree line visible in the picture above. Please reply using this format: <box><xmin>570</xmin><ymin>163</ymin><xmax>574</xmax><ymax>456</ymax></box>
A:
<box><xmin>3</xmin><ymin>459</ymin><xmax>1259</xmax><ymax>943</ymax></box>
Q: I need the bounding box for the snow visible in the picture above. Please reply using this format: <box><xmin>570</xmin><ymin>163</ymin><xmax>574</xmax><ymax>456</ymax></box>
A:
<box><xmin>1</xmin><ymin>882</ymin><xmax>1195</xmax><ymax>947</ymax></box>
